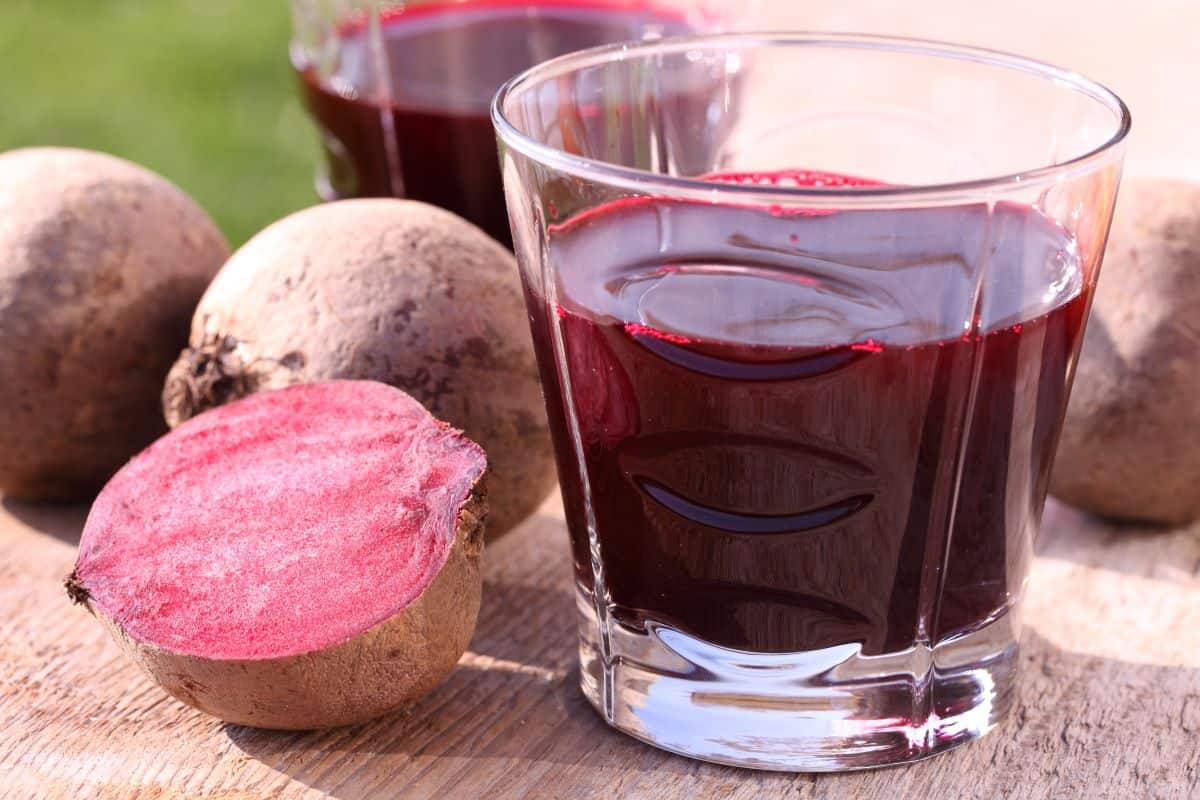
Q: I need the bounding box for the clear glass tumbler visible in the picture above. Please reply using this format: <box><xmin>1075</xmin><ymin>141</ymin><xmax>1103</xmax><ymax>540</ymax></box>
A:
<box><xmin>493</xmin><ymin>33</ymin><xmax>1128</xmax><ymax>770</ymax></box>
<box><xmin>289</xmin><ymin>0</ymin><xmax>751</xmax><ymax>247</ymax></box>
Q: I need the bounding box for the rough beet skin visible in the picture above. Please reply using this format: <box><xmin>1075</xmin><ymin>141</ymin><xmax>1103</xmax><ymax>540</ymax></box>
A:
<box><xmin>1050</xmin><ymin>178</ymin><xmax>1200</xmax><ymax>524</ymax></box>
<box><xmin>67</xmin><ymin>380</ymin><xmax>487</xmax><ymax>730</ymax></box>
<box><xmin>0</xmin><ymin>147</ymin><xmax>229</xmax><ymax>501</ymax></box>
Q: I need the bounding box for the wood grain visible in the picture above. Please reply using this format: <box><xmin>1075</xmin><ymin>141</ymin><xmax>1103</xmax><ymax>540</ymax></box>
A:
<box><xmin>0</xmin><ymin>494</ymin><xmax>1196</xmax><ymax>800</ymax></box>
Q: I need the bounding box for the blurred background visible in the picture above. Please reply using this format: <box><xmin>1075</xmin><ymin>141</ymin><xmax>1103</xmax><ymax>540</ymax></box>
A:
<box><xmin>2</xmin><ymin>0</ymin><xmax>1194</xmax><ymax>246</ymax></box>
<box><xmin>0</xmin><ymin>0</ymin><xmax>310</xmax><ymax>246</ymax></box>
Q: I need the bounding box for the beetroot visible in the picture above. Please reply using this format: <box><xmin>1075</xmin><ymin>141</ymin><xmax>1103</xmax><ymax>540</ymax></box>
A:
<box><xmin>0</xmin><ymin>147</ymin><xmax>228</xmax><ymax>501</ymax></box>
<box><xmin>1050</xmin><ymin>178</ymin><xmax>1200</xmax><ymax>524</ymax></box>
<box><xmin>67</xmin><ymin>380</ymin><xmax>487</xmax><ymax>730</ymax></box>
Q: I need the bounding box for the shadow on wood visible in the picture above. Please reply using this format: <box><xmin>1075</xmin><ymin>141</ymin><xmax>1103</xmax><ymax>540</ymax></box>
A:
<box><xmin>1039</xmin><ymin>500</ymin><xmax>1200</xmax><ymax>587</ymax></box>
<box><xmin>225</xmin><ymin>629</ymin><xmax>1198</xmax><ymax>798</ymax></box>
<box><xmin>1</xmin><ymin>496</ymin><xmax>89</xmax><ymax>546</ymax></box>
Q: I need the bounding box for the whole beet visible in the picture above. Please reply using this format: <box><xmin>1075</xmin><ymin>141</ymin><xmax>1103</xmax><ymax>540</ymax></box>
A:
<box><xmin>1050</xmin><ymin>178</ymin><xmax>1200</xmax><ymax>525</ymax></box>
<box><xmin>0</xmin><ymin>148</ymin><xmax>228</xmax><ymax>501</ymax></box>
<box><xmin>164</xmin><ymin>199</ymin><xmax>555</xmax><ymax>537</ymax></box>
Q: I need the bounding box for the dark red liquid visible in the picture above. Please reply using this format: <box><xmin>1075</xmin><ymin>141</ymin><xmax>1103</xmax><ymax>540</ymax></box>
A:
<box><xmin>526</xmin><ymin>177</ymin><xmax>1091</xmax><ymax>655</ymax></box>
<box><xmin>295</xmin><ymin>1</ymin><xmax>695</xmax><ymax>247</ymax></box>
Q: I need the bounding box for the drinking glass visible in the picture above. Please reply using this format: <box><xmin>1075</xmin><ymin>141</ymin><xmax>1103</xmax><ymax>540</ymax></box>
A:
<box><xmin>288</xmin><ymin>0</ymin><xmax>753</xmax><ymax>247</ymax></box>
<box><xmin>493</xmin><ymin>33</ymin><xmax>1128</xmax><ymax>770</ymax></box>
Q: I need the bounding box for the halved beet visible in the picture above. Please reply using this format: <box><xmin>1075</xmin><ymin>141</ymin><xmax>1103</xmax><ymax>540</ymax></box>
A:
<box><xmin>67</xmin><ymin>380</ymin><xmax>487</xmax><ymax>730</ymax></box>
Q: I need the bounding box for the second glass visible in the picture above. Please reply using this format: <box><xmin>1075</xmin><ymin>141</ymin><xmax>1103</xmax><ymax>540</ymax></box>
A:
<box><xmin>493</xmin><ymin>34</ymin><xmax>1128</xmax><ymax>770</ymax></box>
<box><xmin>289</xmin><ymin>0</ymin><xmax>739</xmax><ymax>247</ymax></box>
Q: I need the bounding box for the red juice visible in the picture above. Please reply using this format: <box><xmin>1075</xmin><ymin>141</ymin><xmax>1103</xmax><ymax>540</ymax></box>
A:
<box><xmin>295</xmin><ymin>1</ymin><xmax>696</xmax><ymax>247</ymax></box>
<box><xmin>526</xmin><ymin>174</ymin><xmax>1090</xmax><ymax>655</ymax></box>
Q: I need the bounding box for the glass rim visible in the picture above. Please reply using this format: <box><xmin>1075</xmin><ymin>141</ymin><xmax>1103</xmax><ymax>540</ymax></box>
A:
<box><xmin>491</xmin><ymin>31</ymin><xmax>1132</xmax><ymax>205</ymax></box>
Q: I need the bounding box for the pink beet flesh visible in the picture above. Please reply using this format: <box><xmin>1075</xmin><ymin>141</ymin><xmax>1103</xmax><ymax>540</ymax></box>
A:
<box><xmin>75</xmin><ymin>380</ymin><xmax>486</xmax><ymax>661</ymax></box>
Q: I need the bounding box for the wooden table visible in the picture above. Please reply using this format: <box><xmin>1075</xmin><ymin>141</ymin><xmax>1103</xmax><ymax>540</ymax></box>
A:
<box><xmin>1</xmin><ymin>493</ymin><xmax>1196</xmax><ymax>799</ymax></box>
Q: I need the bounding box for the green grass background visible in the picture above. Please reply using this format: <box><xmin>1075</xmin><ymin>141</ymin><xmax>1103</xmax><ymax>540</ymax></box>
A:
<box><xmin>0</xmin><ymin>0</ymin><xmax>314</xmax><ymax>246</ymax></box>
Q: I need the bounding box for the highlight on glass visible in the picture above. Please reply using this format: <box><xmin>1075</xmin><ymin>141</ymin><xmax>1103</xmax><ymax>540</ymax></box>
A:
<box><xmin>493</xmin><ymin>33</ymin><xmax>1129</xmax><ymax>770</ymax></box>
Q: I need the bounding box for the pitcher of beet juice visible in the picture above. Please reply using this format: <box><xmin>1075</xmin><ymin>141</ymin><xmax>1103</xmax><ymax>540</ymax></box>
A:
<box><xmin>290</xmin><ymin>0</ymin><xmax>746</xmax><ymax>247</ymax></box>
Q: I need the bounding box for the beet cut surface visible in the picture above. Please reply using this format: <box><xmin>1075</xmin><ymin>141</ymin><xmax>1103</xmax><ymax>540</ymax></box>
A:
<box><xmin>72</xmin><ymin>380</ymin><xmax>487</xmax><ymax>662</ymax></box>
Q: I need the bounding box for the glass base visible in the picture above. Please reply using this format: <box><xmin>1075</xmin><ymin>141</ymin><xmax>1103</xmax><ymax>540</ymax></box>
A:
<box><xmin>575</xmin><ymin>586</ymin><xmax>1019</xmax><ymax>771</ymax></box>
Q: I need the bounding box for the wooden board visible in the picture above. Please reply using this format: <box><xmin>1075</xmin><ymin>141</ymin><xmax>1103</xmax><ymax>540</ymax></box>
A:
<box><xmin>1</xmin><ymin>493</ymin><xmax>1197</xmax><ymax>799</ymax></box>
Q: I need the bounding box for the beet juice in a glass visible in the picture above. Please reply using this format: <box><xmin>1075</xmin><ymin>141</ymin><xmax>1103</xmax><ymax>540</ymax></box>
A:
<box><xmin>289</xmin><ymin>0</ymin><xmax>730</xmax><ymax>247</ymax></box>
<box><xmin>494</xmin><ymin>34</ymin><xmax>1129</xmax><ymax>770</ymax></box>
